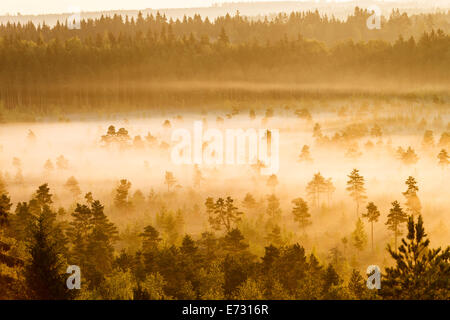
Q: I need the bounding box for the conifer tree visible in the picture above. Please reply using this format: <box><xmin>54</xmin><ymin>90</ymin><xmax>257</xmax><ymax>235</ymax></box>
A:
<box><xmin>402</xmin><ymin>176</ymin><xmax>421</xmax><ymax>217</ymax></box>
<box><xmin>401</xmin><ymin>146</ymin><xmax>418</xmax><ymax>165</ymax></box>
<box><xmin>346</xmin><ymin>169</ymin><xmax>367</xmax><ymax>217</ymax></box>
<box><xmin>298</xmin><ymin>145</ymin><xmax>313</xmax><ymax>162</ymax></box>
<box><xmin>164</xmin><ymin>171</ymin><xmax>177</xmax><ymax>192</ymax></box>
<box><xmin>0</xmin><ymin>194</ymin><xmax>12</xmax><ymax>231</ymax></box>
<box><xmin>266</xmin><ymin>174</ymin><xmax>278</xmax><ymax>193</ymax></box>
<box><xmin>381</xmin><ymin>215</ymin><xmax>450</xmax><ymax>299</ymax></box>
<box><xmin>306</xmin><ymin>172</ymin><xmax>327</xmax><ymax>208</ymax></box>
<box><xmin>351</xmin><ymin>218</ymin><xmax>368</xmax><ymax>251</ymax></box>
<box><xmin>114</xmin><ymin>179</ymin><xmax>132</xmax><ymax>211</ymax></box>
<box><xmin>25</xmin><ymin>211</ymin><xmax>73</xmax><ymax>300</ymax></box>
<box><xmin>266</xmin><ymin>194</ymin><xmax>282</xmax><ymax>223</ymax></box>
<box><xmin>64</xmin><ymin>176</ymin><xmax>82</xmax><ymax>199</ymax></box>
<box><xmin>291</xmin><ymin>197</ymin><xmax>311</xmax><ymax>232</ymax></box>
<box><xmin>385</xmin><ymin>201</ymin><xmax>408</xmax><ymax>251</ymax></box>
<box><xmin>421</xmin><ymin>130</ymin><xmax>434</xmax><ymax>149</ymax></box>
<box><xmin>437</xmin><ymin>149</ymin><xmax>449</xmax><ymax>168</ymax></box>
<box><xmin>207</xmin><ymin>197</ymin><xmax>242</xmax><ymax>232</ymax></box>
<box><xmin>362</xmin><ymin>202</ymin><xmax>380</xmax><ymax>251</ymax></box>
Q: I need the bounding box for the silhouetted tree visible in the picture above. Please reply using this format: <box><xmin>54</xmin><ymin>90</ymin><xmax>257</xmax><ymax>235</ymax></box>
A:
<box><xmin>291</xmin><ymin>197</ymin><xmax>311</xmax><ymax>232</ymax></box>
<box><xmin>386</xmin><ymin>201</ymin><xmax>408</xmax><ymax>251</ymax></box>
<box><xmin>381</xmin><ymin>215</ymin><xmax>450</xmax><ymax>299</ymax></box>
<box><xmin>362</xmin><ymin>202</ymin><xmax>380</xmax><ymax>251</ymax></box>
<box><xmin>346</xmin><ymin>169</ymin><xmax>367</xmax><ymax>217</ymax></box>
<box><xmin>402</xmin><ymin>176</ymin><xmax>421</xmax><ymax>217</ymax></box>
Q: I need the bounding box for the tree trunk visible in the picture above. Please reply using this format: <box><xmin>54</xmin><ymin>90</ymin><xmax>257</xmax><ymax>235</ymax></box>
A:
<box><xmin>371</xmin><ymin>221</ymin><xmax>374</xmax><ymax>251</ymax></box>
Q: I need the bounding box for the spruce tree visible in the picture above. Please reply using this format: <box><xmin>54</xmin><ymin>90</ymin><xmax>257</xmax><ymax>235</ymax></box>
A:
<box><xmin>25</xmin><ymin>212</ymin><xmax>73</xmax><ymax>300</ymax></box>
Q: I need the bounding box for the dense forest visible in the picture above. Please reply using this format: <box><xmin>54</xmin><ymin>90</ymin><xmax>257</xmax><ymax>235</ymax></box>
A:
<box><xmin>0</xmin><ymin>8</ymin><xmax>449</xmax><ymax>117</ymax></box>
<box><xmin>0</xmin><ymin>181</ymin><xmax>448</xmax><ymax>299</ymax></box>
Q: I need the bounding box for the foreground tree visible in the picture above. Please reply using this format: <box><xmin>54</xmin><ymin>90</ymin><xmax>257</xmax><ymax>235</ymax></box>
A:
<box><xmin>381</xmin><ymin>215</ymin><xmax>450</xmax><ymax>299</ymax></box>
<box><xmin>362</xmin><ymin>202</ymin><xmax>380</xmax><ymax>251</ymax></box>
<box><xmin>0</xmin><ymin>193</ymin><xmax>12</xmax><ymax>230</ymax></box>
<box><xmin>346</xmin><ymin>169</ymin><xmax>367</xmax><ymax>217</ymax></box>
<box><xmin>25</xmin><ymin>211</ymin><xmax>73</xmax><ymax>299</ymax></box>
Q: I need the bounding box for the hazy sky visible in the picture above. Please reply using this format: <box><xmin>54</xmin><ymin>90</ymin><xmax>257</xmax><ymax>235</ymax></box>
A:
<box><xmin>0</xmin><ymin>0</ymin><xmax>413</xmax><ymax>15</ymax></box>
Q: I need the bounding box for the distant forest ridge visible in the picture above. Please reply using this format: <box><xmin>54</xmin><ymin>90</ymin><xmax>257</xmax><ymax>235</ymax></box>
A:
<box><xmin>0</xmin><ymin>0</ymin><xmax>449</xmax><ymax>27</ymax></box>
<box><xmin>0</xmin><ymin>5</ymin><xmax>448</xmax><ymax>116</ymax></box>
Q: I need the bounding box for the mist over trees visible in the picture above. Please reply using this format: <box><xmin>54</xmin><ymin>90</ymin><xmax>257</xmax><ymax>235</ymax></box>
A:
<box><xmin>0</xmin><ymin>5</ymin><xmax>448</xmax><ymax>301</ymax></box>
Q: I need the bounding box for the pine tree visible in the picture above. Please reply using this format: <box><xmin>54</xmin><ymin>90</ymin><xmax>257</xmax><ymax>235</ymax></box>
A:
<box><xmin>402</xmin><ymin>176</ymin><xmax>421</xmax><ymax>217</ymax></box>
<box><xmin>44</xmin><ymin>159</ymin><xmax>54</xmax><ymax>173</ymax></box>
<box><xmin>266</xmin><ymin>194</ymin><xmax>282</xmax><ymax>224</ymax></box>
<box><xmin>207</xmin><ymin>197</ymin><xmax>243</xmax><ymax>232</ymax></box>
<box><xmin>385</xmin><ymin>201</ymin><xmax>408</xmax><ymax>251</ymax></box>
<box><xmin>306</xmin><ymin>172</ymin><xmax>327</xmax><ymax>208</ymax></box>
<box><xmin>321</xmin><ymin>264</ymin><xmax>341</xmax><ymax>297</ymax></box>
<box><xmin>291</xmin><ymin>197</ymin><xmax>311</xmax><ymax>232</ymax></box>
<box><xmin>223</xmin><ymin>228</ymin><xmax>249</xmax><ymax>253</ymax></box>
<box><xmin>10</xmin><ymin>202</ymin><xmax>32</xmax><ymax>241</ymax></box>
<box><xmin>401</xmin><ymin>146</ymin><xmax>418</xmax><ymax>165</ymax></box>
<box><xmin>381</xmin><ymin>215</ymin><xmax>450</xmax><ymax>299</ymax></box>
<box><xmin>266</xmin><ymin>174</ymin><xmax>278</xmax><ymax>193</ymax></box>
<box><xmin>0</xmin><ymin>194</ymin><xmax>12</xmax><ymax>230</ymax></box>
<box><xmin>421</xmin><ymin>130</ymin><xmax>434</xmax><ymax>149</ymax></box>
<box><xmin>0</xmin><ymin>174</ymin><xmax>7</xmax><ymax>195</ymax></box>
<box><xmin>347</xmin><ymin>269</ymin><xmax>370</xmax><ymax>299</ymax></box>
<box><xmin>346</xmin><ymin>169</ymin><xmax>367</xmax><ymax>217</ymax></box>
<box><xmin>298</xmin><ymin>145</ymin><xmax>313</xmax><ymax>162</ymax></box>
<box><xmin>86</xmin><ymin>200</ymin><xmax>118</xmax><ymax>286</ymax></box>
<box><xmin>67</xmin><ymin>199</ymin><xmax>118</xmax><ymax>288</ymax></box>
<box><xmin>114</xmin><ymin>179</ymin><xmax>132</xmax><ymax>211</ymax></box>
<box><xmin>437</xmin><ymin>149</ymin><xmax>449</xmax><ymax>168</ymax></box>
<box><xmin>324</xmin><ymin>178</ymin><xmax>335</xmax><ymax>207</ymax></box>
<box><xmin>164</xmin><ymin>171</ymin><xmax>177</xmax><ymax>192</ymax></box>
<box><xmin>56</xmin><ymin>155</ymin><xmax>69</xmax><ymax>170</ymax></box>
<box><xmin>242</xmin><ymin>193</ymin><xmax>257</xmax><ymax>213</ymax></box>
<box><xmin>64</xmin><ymin>176</ymin><xmax>82</xmax><ymax>199</ymax></box>
<box><xmin>140</xmin><ymin>225</ymin><xmax>161</xmax><ymax>251</ymax></box>
<box><xmin>362</xmin><ymin>202</ymin><xmax>380</xmax><ymax>251</ymax></box>
<box><xmin>351</xmin><ymin>218</ymin><xmax>368</xmax><ymax>251</ymax></box>
<box><xmin>218</xmin><ymin>27</ymin><xmax>230</xmax><ymax>46</ymax></box>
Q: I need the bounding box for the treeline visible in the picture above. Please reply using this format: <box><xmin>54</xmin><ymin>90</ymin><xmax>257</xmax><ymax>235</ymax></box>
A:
<box><xmin>0</xmin><ymin>18</ymin><xmax>448</xmax><ymax>84</ymax></box>
<box><xmin>0</xmin><ymin>9</ymin><xmax>448</xmax><ymax>117</ymax></box>
<box><xmin>1</xmin><ymin>8</ymin><xmax>449</xmax><ymax>46</ymax></box>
